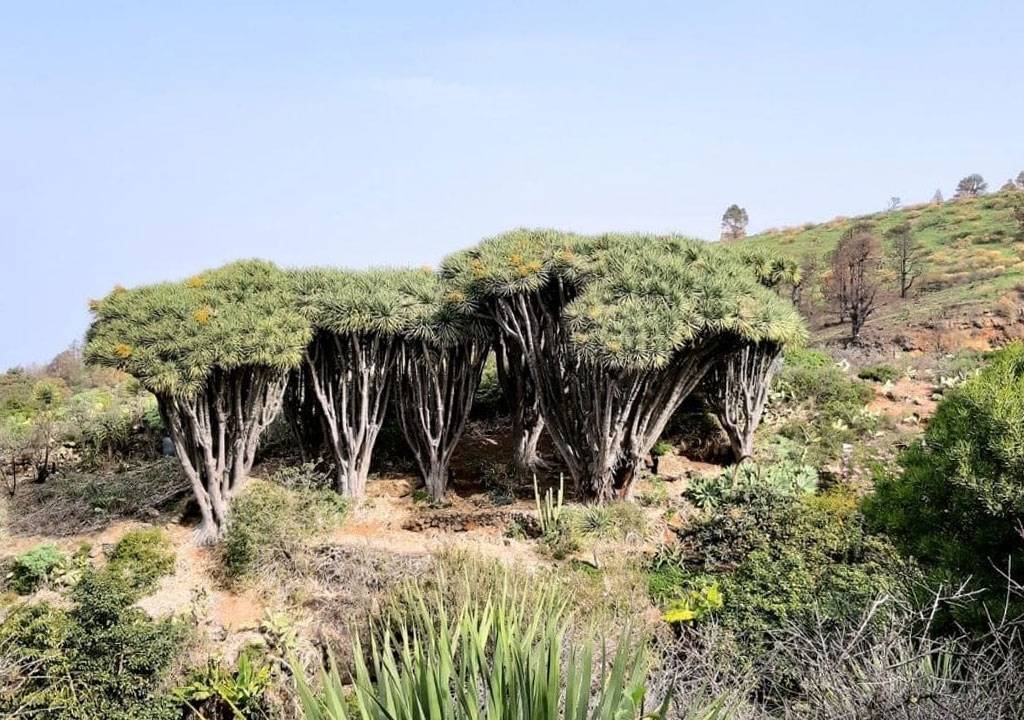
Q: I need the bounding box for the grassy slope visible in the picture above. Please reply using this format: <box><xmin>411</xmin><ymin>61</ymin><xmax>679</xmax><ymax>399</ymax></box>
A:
<box><xmin>739</xmin><ymin>191</ymin><xmax>1023</xmax><ymax>341</ymax></box>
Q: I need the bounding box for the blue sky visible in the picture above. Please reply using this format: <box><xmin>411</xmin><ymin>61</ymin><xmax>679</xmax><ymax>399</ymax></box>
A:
<box><xmin>2</xmin><ymin>1</ymin><xmax>1022</xmax><ymax>370</ymax></box>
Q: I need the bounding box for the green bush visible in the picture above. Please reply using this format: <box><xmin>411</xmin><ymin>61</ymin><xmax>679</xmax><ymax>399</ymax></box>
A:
<box><xmin>777</xmin><ymin>348</ymin><xmax>874</xmax><ymax>410</ymax></box>
<box><xmin>774</xmin><ymin>348</ymin><xmax>876</xmax><ymax>465</ymax></box>
<box><xmin>0</xmin><ymin>565</ymin><xmax>185</xmax><ymax>719</ymax></box>
<box><xmin>857</xmin><ymin>363</ymin><xmax>901</xmax><ymax>383</ymax></box>
<box><xmin>106</xmin><ymin>528</ymin><xmax>176</xmax><ymax>593</ymax></box>
<box><xmin>7</xmin><ymin>544</ymin><xmax>68</xmax><ymax>594</ymax></box>
<box><xmin>222</xmin><ymin>479</ymin><xmax>348</xmax><ymax>579</ymax></box>
<box><xmin>653</xmin><ymin>483</ymin><xmax>912</xmax><ymax>642</ymax></box>
<box><xmin>865</xmin><ymin>344</ymin><xmax>1024</xmax><ymax>590</ymax></box>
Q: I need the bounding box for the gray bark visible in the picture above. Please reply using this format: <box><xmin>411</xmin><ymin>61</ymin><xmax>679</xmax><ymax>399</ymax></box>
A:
<box><xmin>303</xmin><ymin>330</ymin><xmax>396</xmax><ymax>498</ymax></box>
<box><xmin>490</xmin><ymin>283</ymin><xmax>725</xmax><ymax>502</ymax></box>
<box><xmin>158</xmin><ymin>365</ymin><xmax>288</xmax><ymax>544</ymax></box>
<box><xmin>703</xmin><ymin>342</ymin><xmax>783</xmax><ymax>462</ymax></box>
<box><xmin>393</xmin><ymin>338</ymin><xmax>488</xmax><ymax>502</ymax></box>
<box><xmin>494</xmin><ymin>336</ymin><xmax>545</xmax><ymax>474</ymax></box>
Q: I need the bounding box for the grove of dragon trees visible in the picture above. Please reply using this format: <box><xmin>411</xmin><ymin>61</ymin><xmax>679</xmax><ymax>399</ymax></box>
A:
<box><xmin>85</xmin><ymin>232</ymin><xmax>805</xmax><ymax>541</ymax></box>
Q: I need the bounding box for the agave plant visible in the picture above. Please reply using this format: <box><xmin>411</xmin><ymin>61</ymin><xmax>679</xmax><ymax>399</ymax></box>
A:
<box><xmin>293</xmin><ymin>580</ymin><xmax>671</xmax><ymax>720</ymax></box>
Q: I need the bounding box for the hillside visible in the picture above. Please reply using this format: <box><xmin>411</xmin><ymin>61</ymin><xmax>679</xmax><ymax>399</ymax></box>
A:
<box><xmin>740</xmin><ymin>190</ymin><xmax>1024</xmax><ymax>350</ymax></box>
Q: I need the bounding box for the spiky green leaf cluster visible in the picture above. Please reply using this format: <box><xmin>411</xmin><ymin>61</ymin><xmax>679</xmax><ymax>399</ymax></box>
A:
<box><xmin>293</xmin><ymin>266</ymin><xmax>488</xmax><ymax>348</ymax></box>
<box><xmin>85</xmin><ymin>260</ymin><xmax>310</xmax><ymax>397</ymax></box>
<box><xmin>443</xmin><ymin>230</ymin><xmax>806</xmax><ymax>370</ymax></box>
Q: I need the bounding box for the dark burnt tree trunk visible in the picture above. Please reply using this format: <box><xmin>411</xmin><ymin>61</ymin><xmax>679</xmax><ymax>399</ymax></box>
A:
<box><xmin>303</xmin><ymin>330</ymin><xmax>396</xmax><ymax>498</ymax></box>
<box><xmin>158</xmin><ymin>366</ymin><xmax>288</xmax><ymax>544</ymax></box>
<box><xmin>494</xmin><ymin>335</ymin><xmax>545</xmax><ymax>475</ymax></box>
<box><xmin>283</xmin><ymin>365</ymin><xmax>327</xmax><ymax>463</ymax></box>
<box><xmin>491</xmin><ymin>282</ymin><xmax>724</xmax><ymax>502</ymax></box>
<box><xmin>702</xmin><ymin>341</ymin><xmax>783</xmax><ymax>463</ymax></box>
<box><xmin>393</xmin><ymin>338</ymin><xmax>488</xmax><ymax>502</ymax></box>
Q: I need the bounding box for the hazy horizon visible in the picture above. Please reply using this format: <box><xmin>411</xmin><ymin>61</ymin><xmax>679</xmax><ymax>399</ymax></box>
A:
<box><xmin>3</xmin><ymin>2</ymin><xmax>1023</xmax><ymax>370</ymax></box>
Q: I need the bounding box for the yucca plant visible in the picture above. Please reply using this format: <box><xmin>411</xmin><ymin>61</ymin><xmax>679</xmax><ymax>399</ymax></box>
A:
<box><xmin>534</xmin><ymin>474</ymin><xmax>566</xmax><ymax>536</ymax></box>
<box><xmin>293</xmin><ymin>580</ymin><xmax>670</xmax><ymax>720</ymax></box>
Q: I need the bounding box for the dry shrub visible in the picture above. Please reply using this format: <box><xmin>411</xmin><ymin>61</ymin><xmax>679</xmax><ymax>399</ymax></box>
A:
<box><xmin>649</xmin><ymin>582</ymin><xmax>1024</xmax><ymax>719</ymax></box>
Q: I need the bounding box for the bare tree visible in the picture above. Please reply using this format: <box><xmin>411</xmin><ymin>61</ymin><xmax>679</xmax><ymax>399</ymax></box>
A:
<box><xmin>794</xmin><ymin>252</ymin><xmax>819</xmax><ymax>310</ymax></box>
<box><xmin>825</xmin><ymin>224</ymin><xmax>882</xmax><ymax>342</ymax></box>
<box><xmin>885</xmin><ymin>221</ymin><xmax>924</xmax><ymax>299</ymax></box>
<box><xmin>1011</xmin><ymin>192</ymin><xmax>1024</xmax><ymax>241</ymax></box>
<box><xmin>931</xmin><ymin>188</ymin><xmax>944</xmax><ymax>204</ymax></box>
<box><xmin>1001</xmin><ymin>179</ymin><xmax>1019</xmax><ymax>193</ymax></box>
<box><xmin>720</xmin><ymin>204</ymin><xmax>749</xmax><ymax>241</ymax></box>
<box><xmin>887</xmin><ymin>196</ymin><xmax>901</xmax><ymax>212</ymax></box>
<box><xmin>955</xmin><ymin>173</ymin><xmax>987</xmax><ymax>198</ymax></box>
<box><xmin>702</xmin><ymin>342</ymin><xmax>783</xmax><ymax>461</ymax></box>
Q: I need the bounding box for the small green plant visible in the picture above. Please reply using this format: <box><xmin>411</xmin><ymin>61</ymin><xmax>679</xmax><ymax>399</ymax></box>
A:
<box><xmin>0</xmin><ymin>564</ymin><xmax>185</xmax><ymax>719</ymax></box>
<box><xmin>175</xmin><ymin>647</ymin><xmax>273</xmax><ymax>719</ymax></box>
<box><xmin>106</xmin><ymin>527</ymin><xmax>175</xmax><ymax>593</ymax></box>
<box><xmin>7</xmin><ymin>543</ymin><xmax>68</xmax><ymax>594</ymax></box>
<box><xmin>651</xmin><ymin>440</ymin><xmax>673</xmax><ymax>457</ymax></box>
<box><xmin>686</xmin><ymin>460</ymin><xmax>818</xmax><ymax>512</ymax></box>
<box><xmin>661</xmin><ymin>581</ymin><xmax>724</xmax><ymax>624</ymax></box>
<box><xmin>533</xmin><ymin>475</ymin><xmax>579</xmax><ymax>559</ymax></box>
<box><xmin>857</xmin><ymin>363</ymin><xmax>901</xmax><ymax>383</ymax></box>
<box><xmin>534</xmin><ymin>474</ymin><xmax>566</xmax><ymax>535</ymax></box>
<box><xmin>479</xmin><ymin>460</ymin><xmax>517</xmax><ymax>505</ymax></box>
<box><xmin>574</xmin><ymin>505</ymin><xmax>615</xmax><ymax>537</ymax></box>
<box><xmin>503</xmin><ymin>518</ymin><xmax>528</xmax><ymax>540</ymax></box>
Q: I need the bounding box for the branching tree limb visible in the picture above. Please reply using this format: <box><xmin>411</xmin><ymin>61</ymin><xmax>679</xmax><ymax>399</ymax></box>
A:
<box><xmin>494</xmin><ymin>335</ymin><xmax>545</xmax><ymax>474</ymax></box>
<box><xmin>393</xmin><ymin>337</ymin><xmax>488</xmax><ymax>501</ymax></box>
<box><xmin>302</xmin><ymin>330</ymin><xmax>396</xmax><ymax>497</ymax></box>
<box><xmin>158</xmin><ymin>366</ymin><xmax>288</xmax><ymax>542</ymax></box>
<box><xmin>702</xmin><ymin>341</ymin><xmax>783</xmax><ymax>462</ymax></box>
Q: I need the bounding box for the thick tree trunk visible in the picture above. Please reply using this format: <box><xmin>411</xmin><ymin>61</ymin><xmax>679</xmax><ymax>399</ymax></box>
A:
<box><xmin>494</xmin><ymin>336</ymin><xmax>545</xmax><ymax>474</ymax></box>
<box><xmin>158</xmin><ymin>365</ymin><xmax>288</xmax><ymax>544</ymax></box>
<box><xmin>302</xmin><ymin>331</ymin><xmax>396</xmax><ymax>498</ymax></box>
<box><xmin>703</xmin><ymin>342</ymin><xmax>783</xmax><ymax>464</ymax></box>
<box><xmin>393</xmin><ymin>338</ymin><xmax>488</xmax><ymax>502</ymax></box>
<box><xmin>491</xmin><ymin>285</ymin><xmax>725</xmax><ymax>502</ymax></box>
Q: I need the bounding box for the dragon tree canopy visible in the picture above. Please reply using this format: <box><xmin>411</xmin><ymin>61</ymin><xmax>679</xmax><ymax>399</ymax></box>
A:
<box><xmin>85</xmin><ymin>259</ymin><xmax>310</xmax><ymax>397</ymax></box>
<box><xmin>442</xmin><ymin>228</ymin><xmax>806</xmax><ymax>367</ymax></box>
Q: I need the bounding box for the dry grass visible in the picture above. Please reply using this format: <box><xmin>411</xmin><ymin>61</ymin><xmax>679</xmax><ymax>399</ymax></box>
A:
<box><xmin>1</xmin><ymin>458</ymin><xmax>188</xmax><ymax>538</ymax></box>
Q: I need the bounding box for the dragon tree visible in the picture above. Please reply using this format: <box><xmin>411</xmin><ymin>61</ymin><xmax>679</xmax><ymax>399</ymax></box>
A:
<box><xmin>443</xmin><ymin>230</ymin><xmax>804</xmax><ymax>502</ymax></box>
<box><xmin>700</xmin><ymin>341</ymin><xmax>784</xmax><ymax>462</ymax></box>
<box><xmin>85</xmin><ymin>260</ymin><xmax>309</xmax><ymax>542</ymax></box>
<box><xmin>390</xmin><ymin>270</ymin><xmax>491</xmax><ymax>501</ymax></box>
<box><xmin>290</xmin><ymin>269</ymin><xmax>413</xmax><ymax>498</ymax></box>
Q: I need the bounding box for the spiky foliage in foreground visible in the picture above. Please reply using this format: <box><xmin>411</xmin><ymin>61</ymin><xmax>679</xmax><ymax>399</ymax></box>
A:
<box><xmin>86</xmin><ymin>260</ymin><xmax>308</xmax><ymax>541</ymax></box>
<box><xmin>702</xmin><ymin>342</ymin><xmax>783</xmax><ymax>462</ymax></box>
<box><xmin>293</xmin><ymin>582</ymin><xmax>671</xmax><ymax>720</ymax></box>
<box><xmin>390</xmin><ymin>271</ymin><xmax>491</xmax><ymax>501</ymax></box>
<box><xmin>443</xmin><ymin>230</ymin><xmax>804</xmax><ymax>500</ymax></box>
